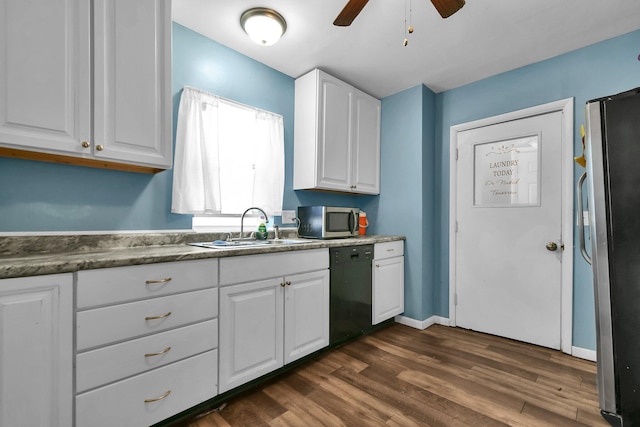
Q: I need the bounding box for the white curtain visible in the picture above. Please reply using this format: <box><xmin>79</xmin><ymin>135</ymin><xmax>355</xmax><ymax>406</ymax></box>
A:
<box><xmin>172</xmin><ymin>86</ymin><xmax>284</xmax><ymax>215</ymax></box>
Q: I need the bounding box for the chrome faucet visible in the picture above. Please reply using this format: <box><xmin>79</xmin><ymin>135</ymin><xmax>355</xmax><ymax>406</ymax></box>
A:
<box><xmin>239</xmin><ymin>207</ymin><xmax>269</xmax><ymax>240</ymax></box>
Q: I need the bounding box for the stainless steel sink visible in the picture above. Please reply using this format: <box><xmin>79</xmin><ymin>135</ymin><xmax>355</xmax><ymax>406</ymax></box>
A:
<box><xmin>189</xmin><ymin>239</ymin><xmax>308</xmax><ymax>249</ymax></box>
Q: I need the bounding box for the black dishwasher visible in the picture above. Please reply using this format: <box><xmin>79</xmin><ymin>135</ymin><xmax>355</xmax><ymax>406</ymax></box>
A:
<box><xmin>329</xmin><ymin>245</ymin><xmax>374</xmax><ymax>346</ymax></box>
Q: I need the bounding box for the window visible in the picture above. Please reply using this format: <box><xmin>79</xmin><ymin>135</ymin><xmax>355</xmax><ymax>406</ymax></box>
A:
<box><xmin>172</xmin><ymin>86</ymin><xmax>284</xmax><ymax>230</ymax></box>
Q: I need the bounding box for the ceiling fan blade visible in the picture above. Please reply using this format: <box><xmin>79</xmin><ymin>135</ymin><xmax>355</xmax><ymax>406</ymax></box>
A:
<box><xmin>333</xmin><ymin>0</ymin><xmax>370</xmax><ymax>26</ymax></box>
<box><xmin>430</xmin><ymin>0</ymin><xmax>465</xmax><ymax>18</ymax></box>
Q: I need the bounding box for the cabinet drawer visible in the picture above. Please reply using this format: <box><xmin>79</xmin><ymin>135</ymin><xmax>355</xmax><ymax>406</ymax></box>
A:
<box><xmin>77</xmin><ymin>260</ymin><xmax>218</xmax><ymax>309</ymax></box>
<box><xmin>77</xmin><ymin>288</ymin><xmax>218</xmax><ymax>351</ymax></box>
<box><xmin>374</xmin><ymin>241</ymin><xmax>404</xmax><ymax>260</ymax></box>
<box><xmin>76</xmin><ymin>319</ymin><xmax>218</xmax><ymax>393</ymax></box>
<box><xmin>220</xmin><ymin>248</ymin><xmax>328</xmax><ymax>286</ymax></box>
<box><xmin>76</xmin><ymin>350</ymin><xmax>218</xmax><ymax>427</ymax></box>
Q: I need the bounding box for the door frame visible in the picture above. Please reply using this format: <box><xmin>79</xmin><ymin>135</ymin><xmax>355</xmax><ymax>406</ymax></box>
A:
<box><xmin>448</xmin><ymin>98</ymin><xmax>574</xmax><ymax>355</ymax></box>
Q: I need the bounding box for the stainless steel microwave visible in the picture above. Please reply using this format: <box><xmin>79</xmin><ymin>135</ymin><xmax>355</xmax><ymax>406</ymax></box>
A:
<box><xmin>297</xmin><ymin>206</ymin><xmax>360</xmax><ymax>239</ymax></box>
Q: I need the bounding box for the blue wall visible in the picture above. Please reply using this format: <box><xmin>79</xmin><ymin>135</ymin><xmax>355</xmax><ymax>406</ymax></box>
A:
<box><xmin>363</xmin><ymin>85</ymin><xmax>431</xmax><ymax>320</ymax></box>
<box><xmin>434</xmin><ymin>29</ymin><xmax>640</xmax><ymax>350</ymax></box>
<box><xmin>363</xmin><ymin>84</ymin><xmax>436</xmax><ymax>321</ymax></box>
<box><xmin>0</xmin><ymin>23</ymin><xmax>360</xmax><ymax>232</ymax></box>
<box><xmin>3</xmin><ymin>19</ymin><xmax>639</xmax><ymax>351</ymax></box>
<box><xmin>172</xmin><ymin>23</ymin><xmax>363</xmax><ymax>218</ymax></box>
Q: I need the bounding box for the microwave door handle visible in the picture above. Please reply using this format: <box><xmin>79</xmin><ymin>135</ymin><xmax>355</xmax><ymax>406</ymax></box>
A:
<box><xmin>350</xmin><ymin>210</ymin><xmax>358</xmax><ymax>234</ymax></box>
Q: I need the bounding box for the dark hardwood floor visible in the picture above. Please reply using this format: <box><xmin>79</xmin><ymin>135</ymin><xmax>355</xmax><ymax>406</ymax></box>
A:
<box><xmin>176</xmin><ymin>324</ymin><xmax>608</xmax><ymax>426</ymax></box>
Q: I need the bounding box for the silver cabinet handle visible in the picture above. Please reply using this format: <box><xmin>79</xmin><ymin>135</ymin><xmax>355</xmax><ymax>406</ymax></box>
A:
<box><xmin>145</xmin><ymin>277</ymin><xmax>172</xmax><ymax>285</ymax></box>
<box><xmin>145</xmin><ymin>312</ymin><xmax>171</xmax><ymax>321</ymax></box>
<box><xmin>145</xmin><ymin>346</ymin><xmax>171</xmax><ymax>357</ymax></box>
<box><xmin>144</xmin><ymin>390</ymin><xmax>171</xmax><ymax>403</ymax></box>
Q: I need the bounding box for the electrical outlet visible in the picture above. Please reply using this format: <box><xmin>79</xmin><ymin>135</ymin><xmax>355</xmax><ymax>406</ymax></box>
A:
<box><xmin>281</xmin><ymin>210</ymin><xmax>297</xmax><ymax>224</ymax></box>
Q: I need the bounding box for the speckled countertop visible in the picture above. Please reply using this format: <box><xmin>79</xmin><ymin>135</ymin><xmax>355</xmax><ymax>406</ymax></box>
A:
<box><xmin>0</xmin><ymin>232</ymin><xmax>405</xmax><ymax>279</ymax></box>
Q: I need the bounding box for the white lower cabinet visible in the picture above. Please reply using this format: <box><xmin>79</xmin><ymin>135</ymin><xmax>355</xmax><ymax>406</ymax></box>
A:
<box><xmin>283</xmin><ymin>270</ymin><xmax>330</xmax><ymax>364</ymax></box>
<box><xmin>373</xmin><ymin>241</ymin><xmax>405</xmax><ymax>324</ymax></box>
<box><xmin>218</xmin><ymin>249</ymin><xmax>329</xmax><ymax>393</ymax></box>
<box><xmin>0</xmin><ymin>274</ymin><xmax>73</xmax><ymax>427</ymax></box>
<box><xmin>75</xmin><ymin>260</ymin><xmax>219</xmax><ymax>427</ymax></box>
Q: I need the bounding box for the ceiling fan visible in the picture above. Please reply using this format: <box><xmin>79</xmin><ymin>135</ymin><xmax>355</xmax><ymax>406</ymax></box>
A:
<box><xmin>333</xmin><ymin>0</ymin><xmax>465</xmax><ymax>26</ymax></box>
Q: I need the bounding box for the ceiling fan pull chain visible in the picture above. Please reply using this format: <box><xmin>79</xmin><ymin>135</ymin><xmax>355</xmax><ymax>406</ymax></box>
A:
<box><xmin>403</xmin><ymin>0</ymin><xmax>409</xmax><ymax>46</ymax></box>
<box><xmin>408</xmin><ymin>0</ymin><xmax>414</xmax><ymax>34</ymax></box>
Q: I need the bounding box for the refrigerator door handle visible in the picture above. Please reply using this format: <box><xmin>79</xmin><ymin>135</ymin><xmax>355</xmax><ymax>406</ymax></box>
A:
<box><xmin>577</xmin><ymin>171</ymin><xmax>592</xmax><ymax>265</ymax></box>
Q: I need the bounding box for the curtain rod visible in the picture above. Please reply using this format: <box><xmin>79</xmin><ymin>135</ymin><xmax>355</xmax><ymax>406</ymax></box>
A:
<box><xmin>182</xmin><ymin>85</ymin><xmax>283</xmax><ymax>119</ymax></box>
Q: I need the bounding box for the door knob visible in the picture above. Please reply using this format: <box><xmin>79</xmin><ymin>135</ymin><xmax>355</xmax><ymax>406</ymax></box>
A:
<box><xmin>546</xmin><ymin>242</ymin><xmax>558</xmax><ymax>252</ymax></box>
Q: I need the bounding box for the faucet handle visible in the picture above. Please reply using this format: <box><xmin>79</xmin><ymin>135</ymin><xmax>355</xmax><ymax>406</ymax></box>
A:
<box><xmin>274</xmin><ymin>225</ymin><xmax>280</xmax><ymax>240</ymax></box>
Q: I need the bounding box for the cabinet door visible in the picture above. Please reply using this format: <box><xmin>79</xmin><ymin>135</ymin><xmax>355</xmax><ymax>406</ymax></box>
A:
<box><xmin>372</xmin><ymin>256</ymin><xmax>405</xmax><ymax>324</ymax></box>
<box><xmin>219</xmin><ymin>278</ymin><xmax>284</xmax><ymax>393</ymax></box>
<box><xmin>284</xmin><ymin>270</ymin><xmax>330</xmax><ymax>364</ymax></box>
<box><xmin>352</xmin><ymin>89</ymin><xmax>381</xmax><ymax>194</ymax></box>
<box><xmin>0</xmin><ymin>274</ymin><xmax>72</xmax><ymax>427</ymax></box>
<box><xmin>317</xmin><ymin>72</ymin><xmax>352</xmax><ymax>191</ymax></box>
<box><xmin>93</xmin><ymin>0</ymin><xmax>172</xmax><ymax>168</ymax></box>
<box><xmin>0</xmin><ymin>0</ymin><xmax>90</xmax><ymax>155</ymax></box>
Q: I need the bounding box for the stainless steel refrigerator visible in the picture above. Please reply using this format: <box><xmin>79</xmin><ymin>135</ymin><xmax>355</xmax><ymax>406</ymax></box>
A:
<box><xmin>583</xmin><ymin>87</ymin><xmax>640</xmax><ymax>426</ymax></box>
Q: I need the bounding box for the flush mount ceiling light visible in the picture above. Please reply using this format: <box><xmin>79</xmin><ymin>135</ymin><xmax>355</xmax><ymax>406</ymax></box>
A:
<box><xmin>240</xmin><ymin>8</ymin><xmax>287</xmax><ymax>46</ymax></box>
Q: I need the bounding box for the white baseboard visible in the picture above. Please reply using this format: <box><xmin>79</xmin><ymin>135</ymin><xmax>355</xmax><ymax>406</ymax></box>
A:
<box><xmin>572</xmin><ymin>346</ymin><xmax>597</xmax><ymax>362</ymax></box>
<box><xmin>394</xmin><ymin>315</ymin><xmax>450</xmax><ymax>330</ymax></box>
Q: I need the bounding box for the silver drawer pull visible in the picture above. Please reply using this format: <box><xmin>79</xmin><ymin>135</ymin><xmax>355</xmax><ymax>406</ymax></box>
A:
<box><xmin>387</xmin><ymin>249</ymin><xmax>395</xmax><ymax>252</ymax></box>
<box><xmin>145</xmin><ymin>311</ymin><xmax>172</xmax><ymax>321</ymax></box>
<box><xmin>144</xmin><ymin>346</ymin><xmax>172</xmax><ymax>357</ymax></box>
<box><xmin>144</xmin><ymin>390</ymin><xmax>171</xmax><ymax>403</ymax></box>
<box><xmin>145</xmin><ymin>277</ymin><xmax>172</xmax><ymax>285</ymax></box>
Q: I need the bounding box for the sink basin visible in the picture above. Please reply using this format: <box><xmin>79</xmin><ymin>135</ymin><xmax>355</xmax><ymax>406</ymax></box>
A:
<box><xmin>189</xmin><ymin>239</ymin><xmax>308</xmax><ymax>249</ymax></box>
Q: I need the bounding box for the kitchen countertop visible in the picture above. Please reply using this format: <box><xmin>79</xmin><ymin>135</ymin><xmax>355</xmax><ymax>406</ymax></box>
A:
<box><xmin>0</xmin><ymin>232</ymin><xmax>405</xmax><ymax>280</ymax></box>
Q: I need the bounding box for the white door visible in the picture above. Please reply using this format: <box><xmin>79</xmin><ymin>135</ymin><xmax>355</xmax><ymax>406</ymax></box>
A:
<box><xmin>218</xmin><ymin>278</ymin><xmax>284</xmax><ymax>393</ymax></box>
<box><xmin>284</xmin><ymin>270</ymin><xmax>330</xmax><ymax>364</ymax></box>
<box><xmin>454</xmin><ymin>110</ymin><xmax>564</xmax><ymax>349</ymax></box>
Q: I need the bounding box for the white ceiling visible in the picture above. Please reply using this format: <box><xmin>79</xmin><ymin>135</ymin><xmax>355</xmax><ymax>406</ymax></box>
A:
<box><xmin>172</xmin><ymin>0</ymin><xmax>640</xmax><ymax>99</ymax></box>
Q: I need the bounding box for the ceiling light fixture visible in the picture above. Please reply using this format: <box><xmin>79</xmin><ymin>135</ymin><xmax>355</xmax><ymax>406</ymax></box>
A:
<box><xmin>240</xmin><ymin>8</ymin><xmax>287</xmax><ymax>46</ymax></box>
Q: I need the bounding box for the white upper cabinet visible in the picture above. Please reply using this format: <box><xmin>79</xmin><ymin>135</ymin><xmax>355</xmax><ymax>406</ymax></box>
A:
<box><xmin>0</xmin><ymin>0</ymin><xmax>91</xmax><ymax>155</ymax></box>
<box><xmin>93</xmin><ymin>0</ymin><xmax>172</xmax><ymax>169</ymax></box>
<box><xmin>0</xmin><ymin>0</ymin><xmax>172</xmax><ymax>173</ymax></box>
<box><xmin>351</xmin><ymin>89</ymin><xmax>381</xmax><ymax>194</ymax></box>
<box><xmin>294</xmin><ymin>69</ymin><xmax>380</xmax><ymax>195</ymax></box>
